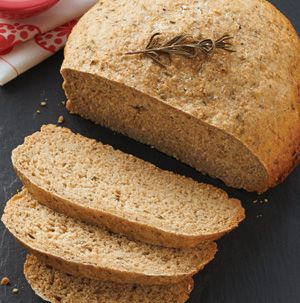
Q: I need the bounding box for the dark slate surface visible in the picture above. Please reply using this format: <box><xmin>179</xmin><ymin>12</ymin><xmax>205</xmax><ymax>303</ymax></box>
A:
<box><xmin>0</xmin><ymin>1</ymin><xmax>299</xmax><ymax>302</ymax></box>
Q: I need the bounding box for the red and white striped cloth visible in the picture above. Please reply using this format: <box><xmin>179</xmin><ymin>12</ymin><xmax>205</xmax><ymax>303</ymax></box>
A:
<box><xmin>0</xmin><ymin>0</ymin><xmax>96</xmax><ymax>85</ymax></box>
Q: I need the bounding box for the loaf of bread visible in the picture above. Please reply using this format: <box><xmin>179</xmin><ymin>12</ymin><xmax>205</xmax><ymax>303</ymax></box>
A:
<box><xmin>62</xmin><ymin>0</ymin><xmax>300</xmax><ymax>192</ymax></box>
<box><xmin>11</xmin><ymin>125</ymin><xmax>244</xmax><ymax>248</ymax></box>
<box><xmin>2</xmin><ymin>189</ymin><xmax>217</xmax><ymax>285</ymax></box>
<box><xmin>24</xmin><ymin>255</ymin><xmax>194</xmax><ymax>303</ymax></box>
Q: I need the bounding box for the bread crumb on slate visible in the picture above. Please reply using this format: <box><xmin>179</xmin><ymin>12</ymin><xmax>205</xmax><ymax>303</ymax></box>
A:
<box><xmin>36</xmin><ymin>110</ymin><xmax>41</xmax><ymax>114</ymax></box>
<box><xmin>12</xmin><ymin>288</ymin><xmax>18</xmax><ymax>294</ymax></box>
<box><xmin>62</xmin><ymin>101</ymin><xmax>66</xmax><ymax>106</ymax></box>
<box><xmin>57</xmin><ymin>116</ymin><xmax>64</xmax><ymax>124</ymax></box>
<box><xmin>253</xmin><ymin>198</ymin><xmax>269</xmax><ymax>204</ymax></box>
<box><xmin>40</xmin><ymin>101</ymin><xmax>47</xmax><ymax>107</ymax></box>
<box><xmin>1</xmin><ymin>277</ymin><xmax>10</xmax><ymax>285</ymax></box>
<box><xmin>256</xmin><ymin>214</ymin><xmax>263</xmax><ymax>218</ymax></box>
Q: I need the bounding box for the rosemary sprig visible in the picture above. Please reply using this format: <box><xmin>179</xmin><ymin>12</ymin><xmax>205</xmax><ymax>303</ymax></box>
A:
<box><xmin>125</xmin><ymin>33</ymin><xmax>235</xmax><ymax>67</ymax></box>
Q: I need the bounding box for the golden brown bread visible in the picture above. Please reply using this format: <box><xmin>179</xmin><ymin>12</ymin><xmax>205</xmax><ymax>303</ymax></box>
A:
<box><xmin>3</xmin><ymin>190</ymin><xmax>217</xmax><ymax>285</ymax></box>
<box><xmin>24</xmin><ymin>255</ymin><xmax>194</xmax><ymax>303</ymax></box>
<box><xmin>62</xmin><ymin>0</ymin><xmax>300</xmax><ymax>192</ymax></box>
<box><xmin>11</xmin><ymin>125</ymin><xmax>245</xmax><ymax>249</ymax></box>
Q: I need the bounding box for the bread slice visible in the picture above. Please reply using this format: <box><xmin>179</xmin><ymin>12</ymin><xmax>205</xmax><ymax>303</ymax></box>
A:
<box><xmin>12</xmin><ymin>125</ymin><xmax>245</xmax><ymax>248</ymax></box>
<box><xmin>62</xmin><ymin>0</ymin><xmax>300</xmax><ymax>193</ymax></box>
<box><xmin>24</xmin><ymin>255</ymin><xmax>194</xmax><ymax>303</ymax></box>
<box><xmin>2</xmin><ymin>189</ymin><xmax>217</xmax><ymax>285</ymax></box>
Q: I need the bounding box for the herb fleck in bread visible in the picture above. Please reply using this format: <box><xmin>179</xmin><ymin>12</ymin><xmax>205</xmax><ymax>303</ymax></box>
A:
<box><xmin>11</xmin><ymin>125</ymin><xmax>244</xmax><ymax>248</ymax></box>
<box><xmin>24</xmin><ymin>255</ymin><xmax>194</xmax><ymax>303</ymax></box>
<box><xmin>2</xmin><ymin>190</ymin><xmax>217</xmax><ymax>285</ymax></box>
<box><xmin>62</xmin><ymin>0</ymin><xmax>300</xmax><ymax>192</ymax></box>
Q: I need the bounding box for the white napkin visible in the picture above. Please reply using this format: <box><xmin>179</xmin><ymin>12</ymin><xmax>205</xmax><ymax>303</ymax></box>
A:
<box><xmin>0</xmin><ymin>0</ymin><xmax>96</xmax><ymax>86</ymax></box>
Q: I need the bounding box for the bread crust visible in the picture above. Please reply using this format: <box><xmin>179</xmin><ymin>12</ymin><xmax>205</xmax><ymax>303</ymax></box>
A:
<box><xmin>62</xmin><ymin>0</ymin><xmax>300</xmax><ymax>192</ymax></box>
<box><xmin>256</xmin><ymin>0</ymin><xmax>300</xmax><ymax>190</ymax></box>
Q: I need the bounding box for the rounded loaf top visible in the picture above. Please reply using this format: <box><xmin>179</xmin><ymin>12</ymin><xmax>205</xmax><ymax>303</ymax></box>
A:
<box><xmin>64</xmin><ymin>0</ymin><xmax>300</xmax><ymax>189</ymax></box>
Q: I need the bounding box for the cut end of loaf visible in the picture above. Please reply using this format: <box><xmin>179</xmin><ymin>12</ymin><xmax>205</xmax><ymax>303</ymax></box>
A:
<box><xmin>11</xmin><ymin>124</ymin><xmax>245</xmax><ymax>248</ymax></box>
<box><xmin>62</xmin><ymin>70</ymin><xmax>271</xmax><ymax>193</ymax></box>
<box><xmin>24</xmin><ymin>255</ymin><xmax>194</xmax><ymax>303</ymax></box>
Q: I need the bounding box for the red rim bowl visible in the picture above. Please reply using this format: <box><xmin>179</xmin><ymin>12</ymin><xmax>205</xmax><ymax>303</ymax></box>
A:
<box><xmin>0</xmin><ymin>0</ymin><xmax>59</xmax><ymax>19</ymax></box>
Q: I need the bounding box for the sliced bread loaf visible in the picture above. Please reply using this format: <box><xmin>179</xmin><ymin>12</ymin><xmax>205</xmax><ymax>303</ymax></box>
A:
<box><xmin>62</xmin><ymin>0</ymin><xmax>300</xmax><ymax>193</ymax></box>
<box><xmin>2</xmin><ymin>190</ymin><xmax>217</xmax><ymax>285</ymax></box>
<box><xmin>24</xmin><ymin>255</ymin><xmax>194</xmax><ymax>303</ymax></box>
<box><xmin>12</xmin><ymin>125</ymin><xmax>245</xmax><ymax>248</ymax></box>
